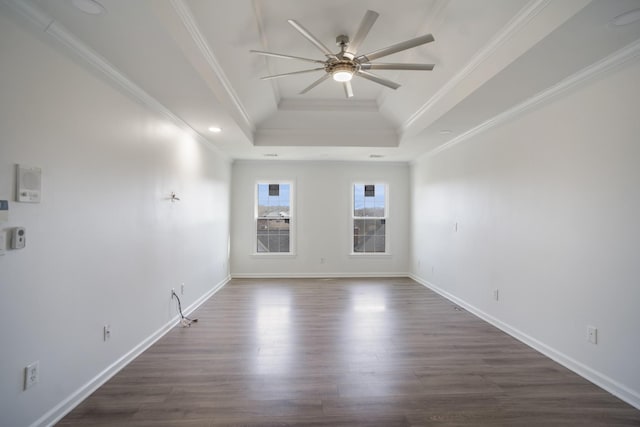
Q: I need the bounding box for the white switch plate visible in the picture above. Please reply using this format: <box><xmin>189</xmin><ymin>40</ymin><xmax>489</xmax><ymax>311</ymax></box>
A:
<box><xmin>24</xmin><ymin>361</ymin><xmax>39</xmax><ymax>390</ymax></box>
<box><xmin>587</xmin><ymin>326</ymin><xmax>598</xmax><ymax>344</ymax></box>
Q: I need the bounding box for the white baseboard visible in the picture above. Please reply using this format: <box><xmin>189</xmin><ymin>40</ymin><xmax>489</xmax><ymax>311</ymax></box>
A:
<box><xmin>409</xmin><ymin>274</ymin><xmax>640</xmax><ymax>411</ymax></box>
<box><xmin>231</xmin><ymin>272</ymin><xmax>410</xmax><ymax>279</ymax></box>
<box><xmin>35</xmin><ymin>275</ymin><xmax>231</xmax><ymax>427</ymax></box>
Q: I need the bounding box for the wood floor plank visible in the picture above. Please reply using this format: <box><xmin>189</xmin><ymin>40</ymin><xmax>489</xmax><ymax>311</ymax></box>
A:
<box><xmin>58</xmin><ymin>278</ymin><xmax>640</xmax><ymax>426</ymax></box>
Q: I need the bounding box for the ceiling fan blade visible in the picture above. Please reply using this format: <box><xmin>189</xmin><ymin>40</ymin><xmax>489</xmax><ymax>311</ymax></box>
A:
<box><xmin>288</xmin><ymin>19</ymin><xmax>337</xmax><ymax>59</ymax></box>
<box><xmin>357</xmin><ymin>34</ymin><xmax>434</xmax><ymax>62</ymax></box>
<box><xmin>343</xmin><ymin>81</ymin><xmax>354</xmax><ymax>98</ymax></box>
<box><xmin>344</xmin><ymin>10</ymin><xmax>379</xmax><ymax>59</ymax></box>
<box><xmin>250</xmin><ymin>50</ymin><xmax>326</xmax><ymax>64</ymax></box>
<box><xmin>300</xmin><ymin>73</ymin><xmax>331</xmax><ymax>94</ymax></box>
<box><xmin>261</xmin><ymin>67</ymin><xmax>325</xmax><ymax>80</ymax></box>
<box><xmin>360</xmin><ymin>63</ymin><xmax>435</xmax><ymax>71</ymax></box>
<box><xmin>356</xmin><ymin>70</ymin><xmax>401</xmax><ymax>90</ymax></box>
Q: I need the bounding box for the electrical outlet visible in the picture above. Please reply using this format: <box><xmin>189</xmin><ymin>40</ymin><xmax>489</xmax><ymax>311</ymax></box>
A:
<box><xmin>493</xmin><ymin>289</ymin><xmax>499</xmax><ymax>301</ymax></box>
<box><xmin>24</xmin><ymin>361</ymin><xmax>39</xmax><ymax>390</ymax></box>
<box><xmin>180</xmin><ymin>283</ymin><xmax>185</xmax><ymax>295</ymax></box>
<box><xmin>587</xmin><ymin>326</ymin><xmax>598</xmax><ymax>344</ymax></box>
<box><xmin>103</xmin><ymin>325</ymin><xmax>111</xmax><ymax>341</ymax></box>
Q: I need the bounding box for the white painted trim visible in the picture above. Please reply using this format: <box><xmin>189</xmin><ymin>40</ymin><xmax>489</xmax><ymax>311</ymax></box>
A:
<box><xmin>348</xmin><ymin>253</ymin><xmax>393</xmax><ymax>257</ymax></box>
<box><xmin>409</xmin><ymin>274</ymin><xmax>640</xmax><ymax>411</ymax></box>
<box><xmin>251</xmin><ymin>253</ymin><xmax>298</xmax><ymax>258</ymax></box>
<box><xmin>254</xmin><ymin>128</ymin><xmax>398</xmax><ymax>147</ymax></box>
<box><xmin>278</xmin><ymin>98</ymin><xmax>379</xmax><ymax>112</ymax></box>
<box><xmin>33</xmin><ymin>276</ymin><xmax>231</xmax><ymax>427</ymax></box>
<box><xmin>231</xmin><ymin>273</ymin><xmax>409</xmax><ymax>279</ymax></box>
<box><xmin>169</xmin><ymin>0</ymin><xmax>254</xmax><ymax>134</ymax></box>
<box><xmin>251</xmin><ymin>0</ymin><xmax>281</xmax><ymax>104</ymax></box>
<box><xmin>401</xmin><ymin>0</ymin><xmax>551</xmax><ymax>133</ymax></box>
<box><xmin>2</xmin><ymin>0</ymin><xmax>229</xmax><ymax>162</ymax></box>
<box><xmin>418</xmin><ymin>38</ymin><xmax>640</xmax><ymax>161</ymax></box>
<box><xmin>233</xmin><ymin>159</ymin><xmax>409</xmax><ymax>167</ymax></box>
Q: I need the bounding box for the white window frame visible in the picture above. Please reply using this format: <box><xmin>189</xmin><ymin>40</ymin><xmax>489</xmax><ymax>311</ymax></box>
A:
<box><xmin>351</xmin><ymin>182</ymin><xmax>390</xmax><ymax>256</ymax></box>
<box><xmin>253</xmin><ymin>180</ymin><xmax>296</xmax><ymax>256</ymax></box>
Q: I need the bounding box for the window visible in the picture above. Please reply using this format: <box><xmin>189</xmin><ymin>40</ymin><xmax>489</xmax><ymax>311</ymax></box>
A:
<box><xmin>353</xmin><ymin>183</ymin><xmax>387</xmax><ymax>253</ymax></box>
<box><xmin>256</xmin><ymin>182</ymin><xmax>292</xmax><ymax>253</ymax></box>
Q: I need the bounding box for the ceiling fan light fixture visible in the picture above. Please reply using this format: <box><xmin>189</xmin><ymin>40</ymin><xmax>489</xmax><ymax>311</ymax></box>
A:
<box><xmin>251</xmin><ymin>10</ymin><xmax>436</xmax><ymax>98</ymax></box>
<box><xmin>330</xmin><ymin>62</ymin><xmax>356</xmax><ymax>82</ymax></box>
<box><xmin>333</xmin><ymin>70</ymin><xmax>353</xmax><ymax>82</ymax></box>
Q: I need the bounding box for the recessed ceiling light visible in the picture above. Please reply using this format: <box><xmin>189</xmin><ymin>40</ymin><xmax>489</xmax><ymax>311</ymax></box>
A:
<box><xmin>71</xmin><ymin>0</ymin><xmax>106</xmax><ymax>15</ymax></box>
<box><xmin>208</xmin><ymin>126</ymin><xmax>222</xmax><ymax>133</ymax></box>
<box><xmin>369</xmin><ymin>154</ymin><xmax>384</xmax><ymax>158</ymax></box>
<box><xmin>264</xmin><ymin>153</ymin><xmax>278</xmax><ymax>157</ymax></box>
<box><xmin>611</xmin><ymin>9</ymin><xmax>640</xmax><ymax>26</ymax></box>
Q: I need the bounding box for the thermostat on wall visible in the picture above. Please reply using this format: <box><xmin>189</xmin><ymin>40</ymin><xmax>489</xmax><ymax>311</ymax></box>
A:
<box><xmin>16</xmin><ymin>165</ymin><xmax>41</xmax><ymax>203</ymax></box>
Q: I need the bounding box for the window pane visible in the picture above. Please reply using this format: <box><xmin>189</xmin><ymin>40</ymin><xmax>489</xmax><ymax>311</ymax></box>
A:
<box><xmin>353</xmin><ymin>184</ymin><xmax>387</xmax><ymax>254</ymax></box>
<box><xmin>353</xmin><ymin>219</ymin><xmax>365</xmax><ymax>252</ymax></box>
<box><xmin>354</xmin><ymin>183</ymin><xmax>385</xmax><ymax>218</ymax></box>
<box><xmin>257</xmin><ymin>184</ymin><xmax>291</xmax><ymax>253</ymax></box>
<box><xmin>257</xmin><ymin>234</ymin><xmax>269</xmax><ymax>252</ymax></box>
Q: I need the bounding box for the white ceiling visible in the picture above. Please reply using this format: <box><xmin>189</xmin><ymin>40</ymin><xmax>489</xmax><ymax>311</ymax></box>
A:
<box><xmin>10</xmin><ymin>0</ymin><xmax>640</xmax><ymax>161</ymax></box>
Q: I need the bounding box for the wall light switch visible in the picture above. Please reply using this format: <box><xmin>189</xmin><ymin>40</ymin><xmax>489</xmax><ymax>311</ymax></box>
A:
<box><xmin>24</xmin><ymin>361</ymin><xmax>39</xmax><ymax>390</ymax></box>
<box><xmin>587</xmin><ymin>326</ymin><xmax>598</xmax><ymax>344</ymax></box>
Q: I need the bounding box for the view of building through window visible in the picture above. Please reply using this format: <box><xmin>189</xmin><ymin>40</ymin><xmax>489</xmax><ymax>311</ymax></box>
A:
<box><xmin>353</xmin><ymin>184</ymin><xmax>387</xmax><ymax>253</ymax></box>
<box><xmin>256</xmin><ymin>183</ymin><xmax>291</xmax><ymax>253</ymax></box>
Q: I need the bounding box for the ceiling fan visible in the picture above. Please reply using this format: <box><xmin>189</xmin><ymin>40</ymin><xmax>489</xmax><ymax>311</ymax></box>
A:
<box><xmin>250</xmin><ymin>10</ymin><xmax>435</xmax><ymax>98</ymax></box>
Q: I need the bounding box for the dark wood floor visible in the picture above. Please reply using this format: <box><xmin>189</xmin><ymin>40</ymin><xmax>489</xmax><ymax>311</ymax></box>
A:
<box><xmin>59</xmin><ymin>277</ymin><xmax>640</xmax><ymax>426</ymax></box>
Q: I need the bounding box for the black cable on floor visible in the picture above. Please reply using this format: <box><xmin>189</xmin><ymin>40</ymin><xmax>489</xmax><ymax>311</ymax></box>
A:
<box><xmin>171</xmin><ymin>290</ymin><xmax>198</xmax><ymax>327</ymax></box>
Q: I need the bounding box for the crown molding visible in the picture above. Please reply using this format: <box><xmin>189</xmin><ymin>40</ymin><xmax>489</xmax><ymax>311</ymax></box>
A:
<box><xmin>255</xmin><ymin>127</ymin><xmax>398</xmax><ymax>147</ymax></box>
<box><xmin>400</xmin><ymin>0</ymin><xmax>559</xmax><ymax>139</ymax></box>
<box><xmin>278</xmin><ymin>98</ymin><xmax>379</xmax><ymax>112</ymax></box>
<box><xmin>419</xmin><ymin>37</ymin><xmax>640</xmax><ymax>160</ymax></box>
<box><xmin>2</xmin><ymin>0</ymin><xmax>230</xmax><ymax>161</ymax></box>
<box><xmin>169</xmin><ymin>0</ymin><xmax>254</xmax><ymax>135</ymax></box>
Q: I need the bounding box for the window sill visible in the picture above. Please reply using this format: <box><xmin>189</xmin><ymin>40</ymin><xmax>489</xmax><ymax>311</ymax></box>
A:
<box><xmin>251</xmin><ymin>253</ymin><xmax>297</xmax><ymax>258</ymax></box>
<box><xmin>349</xmin><ymin>252</ymin><xmax>392</xmax><ymax>258</ymax></box>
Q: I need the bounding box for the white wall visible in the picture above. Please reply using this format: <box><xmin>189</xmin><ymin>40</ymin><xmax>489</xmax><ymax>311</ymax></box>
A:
<box><xmin>411</xmin><ymin>59</ymin><xmax>640</xmax><ymax>408</ymax></box>
<box><xmin>231</xmin><ymin>161</ymin><xmax>410</xmax><ymax>277</ymax></box>
<box><xmin>0</xmin><ymin>11</ymin><xmax>231</xmax><ymax>427</ymax></box>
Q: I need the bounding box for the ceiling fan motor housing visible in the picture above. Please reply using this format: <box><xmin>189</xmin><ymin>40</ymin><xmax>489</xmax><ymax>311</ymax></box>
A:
<box><xmin>326</xmin><ymin>60</ymin><xmax>357</xmax><ymax>75</ymax></box>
